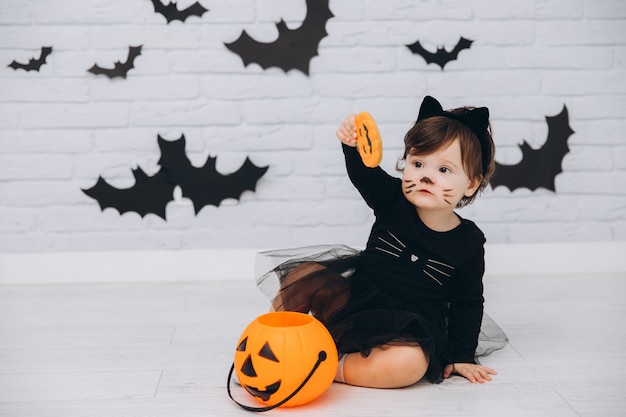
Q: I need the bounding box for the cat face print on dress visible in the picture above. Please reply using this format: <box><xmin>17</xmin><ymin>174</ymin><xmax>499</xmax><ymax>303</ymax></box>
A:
<box><xmin>402</xmin><ymin>139</ymin><xmax>479</xmax><ymax>210</ymax></box>
<box><xmin>374</xmin><ymin>230</ymin><xmax>455</xmax><ymax>286</ymax></box>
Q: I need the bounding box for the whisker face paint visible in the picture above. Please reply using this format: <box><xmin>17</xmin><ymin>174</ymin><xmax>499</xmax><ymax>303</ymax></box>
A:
<box><xmin>442</xmin><ymin>189</ymin><xmax>453</xmax><ymax>205</ymax></box>
<box><xmin>404</xmin><ymin>180</ymin><xmax>416</xmax><ymax>194</ymax></box>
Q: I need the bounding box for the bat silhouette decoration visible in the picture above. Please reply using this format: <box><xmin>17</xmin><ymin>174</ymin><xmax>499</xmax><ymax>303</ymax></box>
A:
<box><xmin>8</xmin><ymin>47</ymin><xmax>53</xmax><ymax>72</ymax></box>
<box><xmin>406</xmin><ymin>37</ymin><xmax>473</xmax><ymax>70</ymax></box>
<box><xmin>224</xmin><ymin>0</ymin><xmax>333</xmax><ymax>75</ymax></box>
<box><xmin>82</xmin><ymin>135</ymin><xmax>269</xmax><ymax>219</ymax></box>
<box><xmin>149</xmin><ymin>0</ymin><xmax>208</xmax><ymax>24</ymax></box>
<box><xmin>88</xmin><ymin>45</ymin><xmax>143</xmax><ymax>79</ymax></box>
<box><xmin>157</xmin><ymin>135</ymin><xmax>269</xmax><ymax>214</ymax></box>
<box><xmin>83</xmin><ymin>168</ymin><xmax>176</xmax><ymax>220</ymax></box>
<box><xmin>490</xmin><ymin>105</ymin><xmax>574</xmax><ymax>192</ymax></box>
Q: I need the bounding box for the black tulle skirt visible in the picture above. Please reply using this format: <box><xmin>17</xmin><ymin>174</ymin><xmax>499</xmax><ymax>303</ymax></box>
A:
<box><xmin>255</xmin><ymin>245</ymin><xmax>508</xmax><ymax>384</ymax></box>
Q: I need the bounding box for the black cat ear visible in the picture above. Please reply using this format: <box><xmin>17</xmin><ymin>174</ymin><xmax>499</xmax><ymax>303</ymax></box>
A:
<box><xmin>458</xmin><ymin>107</ymin><xmax>492</xmax><ymax>175</ymax></box>
<box><xmin>417</xmin><ymin>95</ymin><xmax>444</xmax><ymax>122</ymax></box>
<box><xmin>459</xmin><ymin>107</ymin><xmax>489</xmax><ymax>137</ymax></box>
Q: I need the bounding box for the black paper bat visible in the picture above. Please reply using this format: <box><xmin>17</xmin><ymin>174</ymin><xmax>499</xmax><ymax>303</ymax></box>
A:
<box><xmin>150</xmin><ymin>0</ymin><xmax>208</xmax><ymax>24</ymax></box>
<box><xmin>82</xmin><ymin>134</ymin><xmax>269</xmax><ymax>219</ymax></box>
<box><xmin>224</xmin><ymin>0</ymin><xmax>333</xmax><ymax>75</ymax></box>
<box><xmin>406</xmin><ymin>37</ymin><xmax>473</xmax><ymax>70</ymax></box>
<box><xmin>88</xmin><ymin>45</ymin><xmax>143</xmax><ymax>79</ymax></box>
<box><xmin>83</xmin><ymin>168</ymin><xmax>176</xmax><ymax>219</ymax></box>
<box><xmin>157</xmin><ymin>135</ymin><xmax>269</xmax><ymax>214</ymax></box>
<box><xmin>490</xmin><ymin>105</ymin><xmax>574</xmax><ymax>192</ymax></box>
<box><xmin>8</xmin><ymin>47</ymin><xmax>53</xmax><ymax>72</ymax></box>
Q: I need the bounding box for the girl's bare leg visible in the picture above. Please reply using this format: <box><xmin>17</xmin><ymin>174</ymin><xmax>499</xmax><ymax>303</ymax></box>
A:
<box><xmin>342</xmin><ymin>345</ymin><xmax>428</xmax><ymax>388</ymax></box>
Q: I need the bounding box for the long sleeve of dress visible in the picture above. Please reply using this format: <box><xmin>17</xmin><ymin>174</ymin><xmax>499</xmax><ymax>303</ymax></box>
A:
<box><xmin>446</xmin><ymin>243</ymin><xmax>485</xmax><ymax>363</ymax></box>
<box><xmin>342</xmin><ymin>144</ymin><xmax>398</xmax><ymax>215</ymax></box>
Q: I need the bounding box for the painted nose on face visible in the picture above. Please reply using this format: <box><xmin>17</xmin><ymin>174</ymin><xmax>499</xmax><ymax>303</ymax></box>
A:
<box><xmin>420</xmin><ymin>176</ymin><xmax>434</xmax><ymax>185</ymax></box>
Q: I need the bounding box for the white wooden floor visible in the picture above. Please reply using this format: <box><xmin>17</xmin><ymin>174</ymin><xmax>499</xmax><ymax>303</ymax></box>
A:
<box><xmin>1</xmin><ymin>272</ymin><xmax>625</xmax><ymax>417</ymax></box>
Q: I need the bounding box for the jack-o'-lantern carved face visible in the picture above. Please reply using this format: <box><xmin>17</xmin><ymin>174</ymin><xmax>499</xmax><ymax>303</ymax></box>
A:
<box><xmin>232</xmin><ymin>312</ymin><xmax>338</xmax><ymax>408</ymax></box>
<box><xmin>236</xmin><ymin>337</ymin><xmax>282</xmax><ymax>401</ymax></box>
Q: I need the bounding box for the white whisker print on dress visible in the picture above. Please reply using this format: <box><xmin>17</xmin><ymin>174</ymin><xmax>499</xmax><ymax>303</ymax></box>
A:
<box><xmin>374</xmin><ymin>231</ymin><xmax>406</xmax><ymax>258</ymax></box>
<box><xmin>423</xmin><ymin>259</ymin><xmax>455</xmax><ymax>286</ymax></box>
<box><xmin>375</xmin><ymin>231</ymin><xmax>455</xmax><ymax>286</ymax></box>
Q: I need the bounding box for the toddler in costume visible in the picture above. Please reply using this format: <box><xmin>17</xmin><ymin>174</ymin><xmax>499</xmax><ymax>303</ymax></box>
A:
<box><xmin>256</xmin><ymin>96</ymin><xmax>507</xmax><ymax>388</ymax></box>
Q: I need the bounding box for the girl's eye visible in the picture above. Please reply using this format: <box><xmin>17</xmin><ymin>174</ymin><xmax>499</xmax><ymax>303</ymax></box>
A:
<box><xmin>439</xmin><ymin>167</ymin><xmax>451</xmax><ymax>174</ymax></box>
<box><xmin>413</xmin><ymin>161</ymin><xmax>423</xmax><ymax>168</ymax></box>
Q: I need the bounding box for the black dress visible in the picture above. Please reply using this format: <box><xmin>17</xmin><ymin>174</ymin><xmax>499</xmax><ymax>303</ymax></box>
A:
<box><xmin>256</xmin><ymin>145</ymin><xmax>508</xmax><ymax>383</ymax></box>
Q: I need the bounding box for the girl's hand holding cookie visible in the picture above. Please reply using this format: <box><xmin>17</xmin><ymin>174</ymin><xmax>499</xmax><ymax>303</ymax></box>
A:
<box><xmin>336</xmin><ymin>114</ymin><xmax>357</xmax><ymax>147</ymax></box>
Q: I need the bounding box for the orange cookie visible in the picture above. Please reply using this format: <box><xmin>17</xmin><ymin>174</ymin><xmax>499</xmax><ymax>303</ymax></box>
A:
<box><xmin>355</xmin><ymin>112</ymin><xmax>383</xmax><ymax>168</ymax></box>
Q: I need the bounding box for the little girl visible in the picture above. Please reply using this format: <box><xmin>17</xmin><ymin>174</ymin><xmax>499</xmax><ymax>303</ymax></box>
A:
<box><xmin>256</xmin><ymin>95</ymin><xmax>506</xmax><ymax>388</ymax></box>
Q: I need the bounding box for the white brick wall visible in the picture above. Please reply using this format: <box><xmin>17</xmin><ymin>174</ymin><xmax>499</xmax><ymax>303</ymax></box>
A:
<box><xmin>0</xmin><ymin>0</ymin><xmax>625</xmax><ymax>254</ymax></box>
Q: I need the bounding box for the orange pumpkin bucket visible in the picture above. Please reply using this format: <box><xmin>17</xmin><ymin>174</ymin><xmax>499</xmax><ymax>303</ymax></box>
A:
<box><xmin>227</xmin><ymin>312</ymin><xmax>338</xmax><ymax>411</ymax></box>
<box><xmin>355</xmin><ymin>111</ymin><xmax>383</xmax><ymax>168</ymax></box>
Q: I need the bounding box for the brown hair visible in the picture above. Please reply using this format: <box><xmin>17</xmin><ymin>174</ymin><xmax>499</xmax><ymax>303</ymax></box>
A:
<box><xmin>396</xmin><ymin>108</ymin><xmax>495</xmax><ymax>208</ymax></box>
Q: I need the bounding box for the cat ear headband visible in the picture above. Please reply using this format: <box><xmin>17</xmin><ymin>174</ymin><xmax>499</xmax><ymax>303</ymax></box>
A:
<box><xmin>416</xmin><ymin>95</ymin><xmax>492</xmax><ymax>175</ymax></box>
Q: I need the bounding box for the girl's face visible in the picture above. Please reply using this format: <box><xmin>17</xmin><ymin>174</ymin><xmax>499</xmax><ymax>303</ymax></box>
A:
<box><xmin>402</xmin><ymin>139</ymin><xmax>479</xmax><ymax>211</ymax></box>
